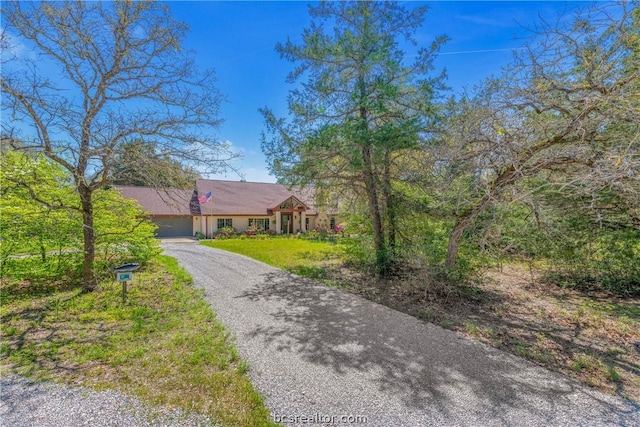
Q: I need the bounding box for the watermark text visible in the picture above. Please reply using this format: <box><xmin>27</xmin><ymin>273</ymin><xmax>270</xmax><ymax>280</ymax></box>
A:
<box><xmin>272</xmin><ymin>412</ymin><xmax>368</xmax><ymax>424</ymax></box>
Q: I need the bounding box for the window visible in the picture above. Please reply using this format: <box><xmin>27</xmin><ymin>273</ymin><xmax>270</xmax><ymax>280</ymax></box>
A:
<box><xmin>330</xmin><ymin>217</ymin><xmax>336</xmax><ymax>230</ymax></box>
<box><xmin>305</xmin><ymin>217</ymin><xmax>310</xmax><ymax>230</ymax></box>
<box><xmin>249</xmin><ymin>218</ymin><xmax>270</xmax><ymax>231</ymax></box>
<box><xmin>217</xmin><ymin>218</ymin><xmax>232</xmax><ymax>229</ymax></box>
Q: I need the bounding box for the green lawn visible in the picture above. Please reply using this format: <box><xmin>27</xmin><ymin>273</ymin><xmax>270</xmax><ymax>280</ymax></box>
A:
<box><xmin>201</xmin><ymin>237</ymin><xmax>345</xmax><ymax>280</ymax></box>
<box><xmin>0</xmin><ymin>255</ymin><xmax>277</xmax><ymax>427</ymax></box>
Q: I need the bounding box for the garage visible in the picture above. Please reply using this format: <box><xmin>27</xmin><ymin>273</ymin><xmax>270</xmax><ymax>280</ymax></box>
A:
<box><xmin>153</xmin><ymin>216</ymin><xmax>193</xmax><ymax>238</ymax></box>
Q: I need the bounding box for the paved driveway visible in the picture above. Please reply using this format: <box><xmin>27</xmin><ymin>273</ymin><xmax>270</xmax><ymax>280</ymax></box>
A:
<box><xmin>162</xmin><ymin>242</ymin><xmax>639</xmax><ymax>426</ymax></box>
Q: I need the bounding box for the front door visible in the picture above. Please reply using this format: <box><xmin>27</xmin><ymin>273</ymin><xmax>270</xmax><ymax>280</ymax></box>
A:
<box><xmin>281</xmin><ymin>214</ymin><xmax>293</xmax><ymax>234</ymax></box>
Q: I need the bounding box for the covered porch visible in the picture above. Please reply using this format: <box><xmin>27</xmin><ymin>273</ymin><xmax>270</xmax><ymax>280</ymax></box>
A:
<box><xmin>272</xmin><ymin>196</ymin><xmax>310</xmax><ymax>234</ymax></box>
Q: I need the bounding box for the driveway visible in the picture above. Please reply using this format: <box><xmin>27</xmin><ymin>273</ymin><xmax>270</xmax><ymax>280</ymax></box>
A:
<box><xmin>162</xmin><ymin>242</ymin><xmax>639</xmax><ymax>426</ymax></box>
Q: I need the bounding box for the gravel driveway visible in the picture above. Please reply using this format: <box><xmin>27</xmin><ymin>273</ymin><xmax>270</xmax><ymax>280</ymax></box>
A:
<box><xmin>0</xmin><ymin>375</ymin><xmax>215</xmax><ymax>427</ymax></box>
<box><xmin>162</xmin><ymin>241</ymin><xmax>639</xmax><ymax>426</ymax></box>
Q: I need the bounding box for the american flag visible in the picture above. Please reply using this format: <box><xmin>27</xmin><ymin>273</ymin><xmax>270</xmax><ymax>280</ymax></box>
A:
<box><xmin>198</xmin><ymin>191</ymin><xmax>212</xmax><ymax>204</ymax></box>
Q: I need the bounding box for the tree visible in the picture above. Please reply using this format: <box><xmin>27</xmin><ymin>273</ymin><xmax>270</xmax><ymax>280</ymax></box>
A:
<box><xmin>439</xmin><ymin>2</ymin><xmax>640</xmax><ymax>268</ymax></box>
<box><xmin>110</xmin><ymin>139</ymin><xmax>201</xmax><ymax>188</ymax></box>
<box><xmin>0</xmin><ymin>149</ymin><xmax>80</xmax><ymax>267</ymax></box>
<box><xmin>2</xmin><ymin>1</ymin><xmax>230</xmax><ymax>291</ymax></box>
<box><xmin>0</xmin><ymin>149</ymin><xmax>159</xmax><ymax>281</ymax></box>
<box><xmin>261</xmin><ymin>0</ymin><xmax>446</xmax><ymax>275</ymax></box>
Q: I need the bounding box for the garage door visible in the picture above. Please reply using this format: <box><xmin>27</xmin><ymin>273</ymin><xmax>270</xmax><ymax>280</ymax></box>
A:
<box><xmin>154</xmin><ymin>216</ymin><xmax>193</xmax><ymax>237</ymax></box>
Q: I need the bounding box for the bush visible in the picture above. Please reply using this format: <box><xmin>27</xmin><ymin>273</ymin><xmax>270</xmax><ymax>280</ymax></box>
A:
<box><xmin>480</xmin><ymin>198</ymin><xmax>640</xmax><ymax>296</ymax></box>
<box><xmin>214</xmin><ymin>226</ymin><xmax>237</xmax><ymax>239</ymax></box>
<box><xmin>245</xmin><ymin>225</ymin><xmax>261</xmax><ymax>236</ymax></box>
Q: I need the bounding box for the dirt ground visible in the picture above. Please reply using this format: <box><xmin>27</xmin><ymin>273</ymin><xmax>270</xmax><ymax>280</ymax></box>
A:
<box><xmin>327</xmin><ymin>264</ymin><xmax>640</xmax><ymax>404</ymax></box>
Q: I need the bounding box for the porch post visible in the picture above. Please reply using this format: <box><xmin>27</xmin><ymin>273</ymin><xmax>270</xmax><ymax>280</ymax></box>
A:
<box><xmin>275</xmin><ymin>211</ymin><xmax>282</xmax><ymax>235</ymax></box>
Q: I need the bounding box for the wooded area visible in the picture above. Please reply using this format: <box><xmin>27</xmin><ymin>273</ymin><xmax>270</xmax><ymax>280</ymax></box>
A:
<box><xmin>261</xmin><ymin>1</ymin><xmax>640</xmax><ymax>296</ymax></box>
<box><xmin>1</xmin><ymin>1</ymin><xmax>638</xmax><ymax>297</ymax></box>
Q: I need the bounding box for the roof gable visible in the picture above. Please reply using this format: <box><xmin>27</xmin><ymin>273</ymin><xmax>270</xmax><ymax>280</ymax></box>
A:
<box><xmin>271</xmin><ymin>195</ymin><xmax>309</xmax><ymax>211</ymax></box>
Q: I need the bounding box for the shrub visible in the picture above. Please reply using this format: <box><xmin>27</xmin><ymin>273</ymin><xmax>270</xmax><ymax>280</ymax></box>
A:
<box><xmin>214</xmin><ymin>226</ymin><xmax>237</xmax><ymax>239</ymax></box>
<box><xmin>245</xmin><ymin>225</ymin><xmax>261</xmax><ymax>236</ymax></box>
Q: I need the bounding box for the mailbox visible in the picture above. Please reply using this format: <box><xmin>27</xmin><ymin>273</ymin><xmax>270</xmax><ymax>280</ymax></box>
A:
<box><xmin>111</xmin><ymin>263</ymin><xmax>140</xmax><ymax>303</ymax></box>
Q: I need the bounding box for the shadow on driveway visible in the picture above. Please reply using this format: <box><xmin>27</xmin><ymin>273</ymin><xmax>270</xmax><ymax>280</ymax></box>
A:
<box><xmin>238</xmin><ymin>270</ymin><xmax>638</xmax><ymax>425</ymax></box>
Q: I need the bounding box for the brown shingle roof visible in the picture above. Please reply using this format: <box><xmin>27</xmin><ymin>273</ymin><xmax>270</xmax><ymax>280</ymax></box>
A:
<box><xmin>195</xmin><ymin>179</ymin><xmax>317</xmax><ymax>215</ymax></box>
<box><xmin>114</xmin><ymin>186</ymin><xmax>199</xmax><ymax>216</ymax></box>
<box><xmin>115</xmin><ymin>180</ymin><xmax>319</xmax><ymax>216</ymax></box>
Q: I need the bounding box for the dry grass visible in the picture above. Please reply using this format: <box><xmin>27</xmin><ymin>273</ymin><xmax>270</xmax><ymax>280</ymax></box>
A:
<box><xmin>335</xmin><ymin>264</ymin><xmax>640</xmax><ymax>403</ymax></box>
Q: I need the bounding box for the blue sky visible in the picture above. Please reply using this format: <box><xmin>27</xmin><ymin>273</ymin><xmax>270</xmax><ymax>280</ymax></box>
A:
<box><xmin>169</xmin><ymin>1</ymin><xmax>588</xmax><ymax>183</ymax></box>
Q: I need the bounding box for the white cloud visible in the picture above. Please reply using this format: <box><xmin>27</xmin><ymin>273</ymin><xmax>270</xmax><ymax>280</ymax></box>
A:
<box><xmin>222</xmin><ymin>139</ymin><xmax>246</xmax><ymax>156</ymax></box>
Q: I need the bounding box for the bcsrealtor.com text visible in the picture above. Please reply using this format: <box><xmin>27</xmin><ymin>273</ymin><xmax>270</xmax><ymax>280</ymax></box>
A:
<box><xmin>272</xmin><ymin>412</ymin><xmax>368</xmax><ymax>424</ymax></box>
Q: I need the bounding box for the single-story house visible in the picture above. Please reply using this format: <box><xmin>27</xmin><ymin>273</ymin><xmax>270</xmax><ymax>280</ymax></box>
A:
<box><xmin>115</xmin><ymin>179</ymin><xmax>338</xmax><ymax>238</ymax></box>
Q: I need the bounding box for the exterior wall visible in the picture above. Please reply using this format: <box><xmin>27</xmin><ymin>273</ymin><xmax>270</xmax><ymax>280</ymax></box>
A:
<box><xmin>193</xmin><ymin>215</ymin><xmax>275</xmax><ymax>236</ymax></box>
<box><xmin>193</xmin><ymin>217</ymin><xmax>201</xmax><ymax>235</ymax></box>
<box><xmin>291</xmin><ymin>211</ymin><xmax>304</xmax><ymax>233</ymax></box>
<box><xmin>191</xmin><ymin>212</ymin><xmax>338</xmax><ymax>236</ymax></box>
<box><xmin>306</xmin><ymin>215</ymin><xmax>316</xmax><ymax>231</ymax></box>
<box><xmin>314</xmin><ymin>212</ymin><xmax>331</xmax><ymax>231</ymax></box>
<box><xmin>308</xmin><ymin>212</ymin><xmax>340</xmax><ymax>232</ymax></box>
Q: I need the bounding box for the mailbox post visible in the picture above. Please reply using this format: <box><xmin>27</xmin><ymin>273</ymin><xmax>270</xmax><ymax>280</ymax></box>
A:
<box><xmin>111</xmin><ymin>263</ymin><xmax>140</xmax><ymax>303</ymax></box>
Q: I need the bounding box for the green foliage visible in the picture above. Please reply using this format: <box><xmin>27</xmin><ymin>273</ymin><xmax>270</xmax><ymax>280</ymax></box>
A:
<box><xmin>1</xmin><ymin>150</ymin><xmax>159</xmax><ymax>284</ymax></box>
<box><xmin>1</xmin><ymin>151</ymin><xmax>81</xmax><ymax>265</ymax></box>
<box><xmin>473</xmin><ymin>191</ymin><xmax>640</xmax><ymax>296</ymax></box>
<box><xmin>261</xmin><ymin>1</ymin><xmax>447</xmax><ymax>277</ymax></box>
<box><xmin>214</xmin><ymin>226</ymin><xmax>238</xmax><ymax>239</ymax></box>
<box><xmin>93</xmin><ymin>188</ymin><xmax>161</xmax><ymax>272</ymax></box>
<box><xmin>110</xmin><ymin>140</ymin><xmax>200</xmax><ymax>188</ymax></box>
<box><xmin>541</xmin><ymin>227</ymin><xmax>640</xmax><ymax>296</ymax></box>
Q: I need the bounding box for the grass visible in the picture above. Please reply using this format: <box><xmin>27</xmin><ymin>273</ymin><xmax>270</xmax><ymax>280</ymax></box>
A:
<box><xmin>0</xmin><ymin>255</ymin><xmax>277</xmax><ymax>427</ymax></box>
<box><xmin>202</xmin><ymin>237</ymin><xmax>345</xmax><ymax>280</ymax></box>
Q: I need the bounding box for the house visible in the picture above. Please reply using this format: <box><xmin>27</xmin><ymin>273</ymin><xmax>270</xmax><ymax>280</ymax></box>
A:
<box><xmin>115</xmin><ymin>179</ymin><xmax>338</xmax><ymax>238</ymax></box>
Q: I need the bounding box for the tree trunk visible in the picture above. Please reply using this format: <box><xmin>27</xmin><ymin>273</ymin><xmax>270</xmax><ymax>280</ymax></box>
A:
<box><xmin>78</xmin><ymin>184</ymin><xmax>97</xmax><ymax>292</ymax></box>
<box><xmin>382</xmin><ymin>148</ymin><xmax>396</xmax><ymax>257</ymax></box>
<box><xmin>446</xmin><ymin>164</ymin><xmax>520</xmax><ymax>269</ymax></box>
<box><xmin>362</xmin><ymin>144</ymin><xmax>387</xmax><ymax>275</ymax></box>
<box><xmin>445</xmin><ymin>217</ymin><xmax>468</xmax><ymax>269</ymax></box>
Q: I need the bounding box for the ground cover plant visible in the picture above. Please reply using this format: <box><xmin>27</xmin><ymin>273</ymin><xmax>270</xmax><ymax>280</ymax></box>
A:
<box><xmin>0</xmin><ymin>255</ymin><xmax>277</xmax><ymax>427</ymax></box>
